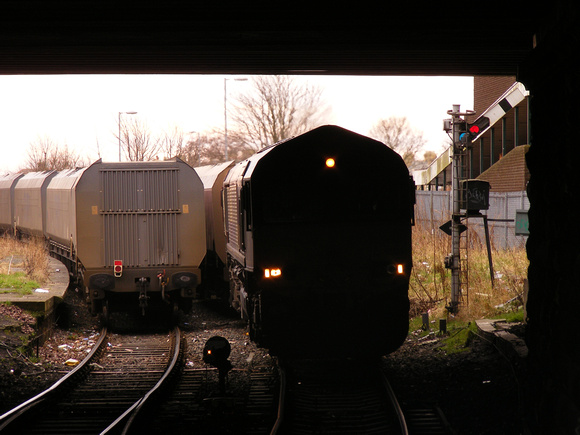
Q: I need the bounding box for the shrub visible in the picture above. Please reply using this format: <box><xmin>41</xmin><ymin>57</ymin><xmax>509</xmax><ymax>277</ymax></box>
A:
<box><xmin>410</xmin><ymin>220</ymin><xmax>529</xmax><ymax>321</ymax></box>
<box><xmin>0</xmin><ymin>235</ymin><xmax>49</xmax><ymax>293</ymax></box>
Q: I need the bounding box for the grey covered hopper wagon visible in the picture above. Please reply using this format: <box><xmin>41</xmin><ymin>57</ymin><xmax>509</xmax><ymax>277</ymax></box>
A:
<box><xmin>42</xmin><ymin>159</ymin><xmax>206</xmax><ymax>315</ymax></box>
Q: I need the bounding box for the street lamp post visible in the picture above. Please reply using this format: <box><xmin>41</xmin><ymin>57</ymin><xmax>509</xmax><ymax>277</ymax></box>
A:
<box><xmin>224</xmin><ymin>78</ymin><xmax>247</xmax><ymax>161</ymax></box>
<box><xmin>118</xmin><ymin>111</ymin><xmax>137</xmax><ymax>161</ymax></box>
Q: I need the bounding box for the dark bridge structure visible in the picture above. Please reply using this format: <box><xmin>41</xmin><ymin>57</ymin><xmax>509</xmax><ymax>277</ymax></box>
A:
<box><xmin>1</xmin><ymin>2</ymin><xmax>578</xmax><ymax>432</ymax></box>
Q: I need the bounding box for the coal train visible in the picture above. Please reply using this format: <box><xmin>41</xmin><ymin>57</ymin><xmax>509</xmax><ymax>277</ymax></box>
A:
<box><xmin>1</xmin><ymin>125</ymin><xmax>414</xmax><ymax>358</ymax></box>
<box><xmin>0</xmin><ymin>159</ymin><xmax>207</xmax><ymax>317</ymax></box>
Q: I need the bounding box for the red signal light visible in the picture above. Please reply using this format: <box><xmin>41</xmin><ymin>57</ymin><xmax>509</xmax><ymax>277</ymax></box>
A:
<box><xmin>466</xmin><ymin>117</ymin><xmax>490</xmax><ymax>141</ymax></box>
<box><xmin>114</xmin><ymin>260</ymin><xmax>123</xmax><ymax>277</ymax></box>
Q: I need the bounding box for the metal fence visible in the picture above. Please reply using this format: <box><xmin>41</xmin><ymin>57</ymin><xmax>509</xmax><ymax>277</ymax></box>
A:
<box><xmin>415</xmin><ymin>190</ymin><xmax>529</xmax><ymax>250</ymax></box>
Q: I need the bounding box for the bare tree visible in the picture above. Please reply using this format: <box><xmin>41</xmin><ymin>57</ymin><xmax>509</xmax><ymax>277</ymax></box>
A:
<box><xmin>179</xmin><ymin>132</ymin><xmax>205</xmax><ymax>167</ymax></box>
<box><xmin>181</xmin><ymin>129</ymin><xmax>250</xmax><ymax>167</ymax></box>
<box><xmin>423</xmin><ymin>150</ymin><xmax>437</xmax><ymax>164</ymax></box>
<box><xmin>230</xmin><ymin>76</ymin><xmax>330</xmax><ymax>152</ymax></box>
<box><xmin>160</xmin><ymin>125</ymin><xmax>188</xmax><ymax>161</ymax></box>
<box><xmin>116</xmin><ymin>116</ymin><xmax>161</xmax><ymax>161</ymax></box>
<box><xmin>215</xmin><ymin>129</ymin><xmax>255</xmax><ymax>162</ymax></box>
<box><xmin>369</xmin><ymin>116</ymin><xmax>426</xmax><ymax>166</ymax></box>
<box><xmin>24</xmin><ymin>136</ymin><xmax>85</xmax><ymax>171</ymax></box>
<box><xmin>24</xmin><ymin>135</ymin><xmax>55</xmax><ymax>171</ymax></box>
<box><xmin>193</xmin><ymin>131</ymin><xmax>225</xmax><ymax>165</ymax></box>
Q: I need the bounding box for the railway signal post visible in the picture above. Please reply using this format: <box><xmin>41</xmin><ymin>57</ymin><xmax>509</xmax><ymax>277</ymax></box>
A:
<box><xmin>445</xmin><ymin>104</ymin><xmax>475</xmax><ymax>314</ymax></box>
<box><xmin>442</xmin><ymin>85</ymin><xmax>529</xmax><ymax>314</ymax></box>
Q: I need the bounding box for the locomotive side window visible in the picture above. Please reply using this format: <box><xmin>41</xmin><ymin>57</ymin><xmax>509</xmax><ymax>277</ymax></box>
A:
<box><xmin>241</xmin><ymin>182</ymin><xmax>252</xmax><ymax>231</ymax></box>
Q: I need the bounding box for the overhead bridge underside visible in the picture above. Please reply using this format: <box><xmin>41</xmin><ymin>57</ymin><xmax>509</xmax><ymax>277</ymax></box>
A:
<box><xmin>1</xmin><ymin>2</ymin><xmax>539</xmax><ymax>76</ymax></box>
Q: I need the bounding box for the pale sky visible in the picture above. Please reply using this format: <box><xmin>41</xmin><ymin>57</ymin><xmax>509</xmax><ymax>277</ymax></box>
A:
<box><xmin>0</xmin><ymin>75</ymin><xmax>473</xmax><ymax>173</ymax></box>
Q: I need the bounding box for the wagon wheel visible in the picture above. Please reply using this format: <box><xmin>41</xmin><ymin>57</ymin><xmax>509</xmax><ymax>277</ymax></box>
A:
<box><xmin>89</xmin><ymin>297</ymin><xmax>100</xmax><ymax>316</ymax></box>
<box><xmin>249</xmin><ymin>298</ymin><xmax>263</xmax><ymax>345</ymax></box>
<box><xmin>171</xmin><ymin>301</ymin><xmax>180</xmax><ymax>325</ymax></box>
<box><xmin>179</xmin><ymin>298</ymin><xmax>193</xmax><ymax>314</ymax></box>
<box><xmin>100</xmin><ymin>301</ymin><xmax>109</xmax><ymax>326</ymax></box>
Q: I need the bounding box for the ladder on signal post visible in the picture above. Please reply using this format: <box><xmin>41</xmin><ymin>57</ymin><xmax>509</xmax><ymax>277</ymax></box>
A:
<box><xmin>459</xmin><ymin>222</ymin><xmax>470</xmax><ymax>308</ymax></box>
<box><xmin>455</xmin><ymin>153</ymin><xmax>472</xmax><ymax>311</ymax></box>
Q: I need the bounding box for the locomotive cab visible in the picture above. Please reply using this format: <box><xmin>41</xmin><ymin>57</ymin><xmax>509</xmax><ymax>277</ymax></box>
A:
<box><xmin>223</xmin><ymin>126</ymin><xmax>412</xmax><ymax>359</ymax></box>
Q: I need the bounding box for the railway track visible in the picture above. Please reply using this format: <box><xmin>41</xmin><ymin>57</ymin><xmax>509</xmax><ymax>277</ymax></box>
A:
<box><xmin>1</xmin><ymin>313</ymin><xmax>452</xmax><ymax>434</ymax></box>
<box><xmin>0</xmin><ymin>326</ymin><xmax>184</xmax><ymax>434</ymax></box>
<box><xmin>127</xmin><ymin>363</ymin><xmax>279</xmax><ymax>434</ymax></box>
<box><xmin>270</xmin><ymin>358</ymin><xmax>404</xmax><ymax>434</ymax></box>
<box><xmin>270</xmin><ymin>358</ymin><xmax>452</xmax><ymax>435</ymax></box>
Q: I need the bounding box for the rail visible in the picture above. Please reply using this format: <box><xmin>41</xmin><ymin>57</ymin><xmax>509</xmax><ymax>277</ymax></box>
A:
<box><xmin>101</xmin><ymin>326</ymin><xmax>184</xmax><ymax>435</ymax></box>
<box><xmin>270</xmin><ymin>364</ymin><xmax>287</xmax><ymax>434</ymax></box>
<box><xmin>271</xmin><ymin>359</ymin><xmax>409</xmax><ymax>434</ymax></box>
<box><xmin>0</xmin><ymin>326</ymin><xmax>109</xmax><ymax>431</ymax></box>
<box><xmin>382</xmin><ymin>372</ymin><xmax>409</xmax><ymax>435</ymax></box>
<box><xmin>0</xmin><ymin>327</ymin><xmax>181</xmax><ymax>434</ymax></box>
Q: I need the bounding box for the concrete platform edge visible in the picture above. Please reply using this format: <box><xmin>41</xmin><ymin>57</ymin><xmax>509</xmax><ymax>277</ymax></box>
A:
<box><xmin>475</xmin><ymin>319</ymin><xmax>528</xmax><ymax>362</ymax></box>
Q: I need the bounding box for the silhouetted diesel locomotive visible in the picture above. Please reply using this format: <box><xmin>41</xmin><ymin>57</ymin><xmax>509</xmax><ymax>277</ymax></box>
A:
<box><xmin>221</xmin><ymin>125</ymin><xmax>414</xmax><ymax>358</ymax></box>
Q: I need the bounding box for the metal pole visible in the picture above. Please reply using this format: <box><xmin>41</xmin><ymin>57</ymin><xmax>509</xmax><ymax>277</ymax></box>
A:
<box><xmin>118</xmin><ymin>112</ymin><xmax>121</xmax><ymax>162</ymax></box>
<box><xmin>224</xmin><ymin>78</ymin><xmax>228</xmax><ymax>161</ymax></box>
<box><xmin>118</xmin><ymin>111</ymin><xmax>137</xmax><ymax>162</ymax></box>
<box><xmin>446</xmin><ymin>104</ymin><xmax>475</xmax><ymax>314</ymax></box>
<box><xmin>450</xmin><ymin>105</ymin><xmax>462</xmax><ymax>314</ymax></box>
<box><xmin>483</xmin><ymin>215</ymin><xmax>495</xmax><ymax>287</ymax></box>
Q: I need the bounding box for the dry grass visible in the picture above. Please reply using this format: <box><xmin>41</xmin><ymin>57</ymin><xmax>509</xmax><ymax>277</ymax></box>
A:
<box><xmin>410</xmin><ymin>218</ymin><xmax>529</xmax><ymax>322</ymax></box>
<box><xmin>0</xmin><ymin>235</ymin><xmax>50</xmax><ymax>285</ymax></box>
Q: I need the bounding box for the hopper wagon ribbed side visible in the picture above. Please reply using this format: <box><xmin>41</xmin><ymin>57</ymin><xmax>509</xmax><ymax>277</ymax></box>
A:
<box><xmin>0</xmin><ymin>173</ymin><xmax>24</xmax><ymax>234</ymax></box>
<box><xmin>45</xmin><ymin>159</ymin><xmax>206</xmax><ymax>316</ymax></box>
<box><xmin>13</xmin><ymin>171</ymin><xmax>57</xmax><ymax>238</ymax></box>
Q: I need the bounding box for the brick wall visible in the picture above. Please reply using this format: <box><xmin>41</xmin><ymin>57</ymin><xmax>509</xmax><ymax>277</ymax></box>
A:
<box><xmin>474</xmin><ymin>76</ymin><xmax>517</xmax><ymax>115</ymax></box>
<box><xmin>477</xmin><ymin>145</ymin><xmax>530</xmax><ymax>192</ymax></box>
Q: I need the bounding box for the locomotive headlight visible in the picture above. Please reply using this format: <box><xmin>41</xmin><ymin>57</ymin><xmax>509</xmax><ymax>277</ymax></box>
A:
<box><xmin>387</xmin><ymin>263</ymin><xmax>405</xmax><ymax>275</ymax></box>
<box><xmin>325</xmin><ymin>158</ymin><xmax>336</xmax><ymax>168</ymax></box>
<box><xmin>264</xmin><ymin>268</ymin><xmax>282</xmax><ymax>278</ymax></box>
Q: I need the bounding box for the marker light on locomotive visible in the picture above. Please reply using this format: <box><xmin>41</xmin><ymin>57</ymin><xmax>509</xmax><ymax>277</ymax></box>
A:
<box><xmin>397</xmin><ymin>264</ymin><xmax>404</xmax><ymax>275</ymax></box>
<box><xmin>264</xmin><ymin>268</ymin><xmax>282</xmax><ymax>278</ymax></box>
<box><xmin>113</xmin><ymin>260</ymin><xmax>123</xmax><ymax>277</ymax></box>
